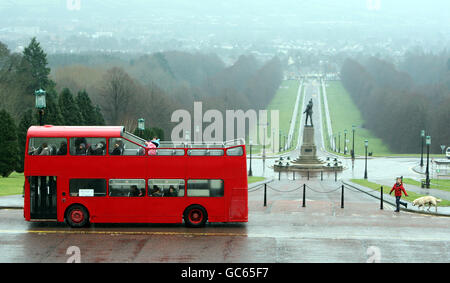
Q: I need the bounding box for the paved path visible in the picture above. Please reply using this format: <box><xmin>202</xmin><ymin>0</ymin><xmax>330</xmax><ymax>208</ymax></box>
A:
<box><xmin>0</xmin><ymin>195</ymin><xmax>23</xmax><ymax>209</ymax></box>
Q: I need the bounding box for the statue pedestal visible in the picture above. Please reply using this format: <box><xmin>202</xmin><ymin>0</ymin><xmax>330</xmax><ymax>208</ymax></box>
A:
<box><xmin>291</xmin><ymin>126</ymin><xmax>323</xmax><ymax>169</ymax></box>
<box><xmin>274</xmin><ymin>125</ymin><xmax>343</xmax><ymax>172</ymax></box>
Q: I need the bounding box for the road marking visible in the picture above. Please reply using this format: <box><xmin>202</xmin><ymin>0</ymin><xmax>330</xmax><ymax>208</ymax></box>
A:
<box><xmin>0</xmin><ymin>229</ymin><xmax>248</xmax><ymax>237</ymax></box>
<box><xmin>1</xmin><ymin>229</ymin><xmax>449</xmax><ymax>242</ymax></box>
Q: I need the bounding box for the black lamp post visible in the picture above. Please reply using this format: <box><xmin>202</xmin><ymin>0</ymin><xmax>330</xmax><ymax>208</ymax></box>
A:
<box><xmin>352</xmin><ymin>124</ymin><xmax>356</xmax><ymax>160</ymax></box>
<box><xmin>364</xmin><ymin>139</ymin><xmax>368</xmax><ymax>179</ymax></box>
<box><xmin>248</xmin><ymin>139</ymin><xmax>253</xmax><ymax>176</ymax></box>
<box><xmin>34</xmin><ymin>89</ymin><xmax>46</xmax><ymax>126</ymax></box>
<box><xmin>344</xmin><ymin>129</ymin><xmax>348</xmax><ymax>155</ymax></box>
<box><xmin>425</xmin><ymin>136</ymin><xmax>431</xmax><ymax>188</ymax></box>
<box><xmin>420</xmin><ymin>130</ymin><xmax>425</xmax><ymax>167</ymax></box>
<box><xmin>338</xmin><ymin>132</ymin><xmax>341</xmax><ymax>153</ymax></box>
<box><xmin>279</xmin><ymin>130</ymin><xmax>282</xmax><ymax>152</ymax></box>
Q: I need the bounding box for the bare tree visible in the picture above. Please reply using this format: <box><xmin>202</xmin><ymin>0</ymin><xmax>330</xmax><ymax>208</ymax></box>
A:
<box><xmin>99</xmin><ymin>67</ymin><xmax>138</xmax><ymax>125</ymax></box>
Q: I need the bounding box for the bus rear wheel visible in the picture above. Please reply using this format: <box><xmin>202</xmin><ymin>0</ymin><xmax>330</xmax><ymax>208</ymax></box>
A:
<box><xmin>184</xmin><ymin>205</ymin><xmax>207</xmax><ymax>228</ymax></box>
<box><xmin>66</xmin><ymin>205</ymin><xmax>89</xmax><ymax>228</ymax></box>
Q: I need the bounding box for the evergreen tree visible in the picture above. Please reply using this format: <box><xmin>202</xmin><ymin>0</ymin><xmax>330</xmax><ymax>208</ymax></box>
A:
<box><xmin>21</xmin><ymin>37</ymin><xmax>53</xmax><ymax>93</ymax></box>
<box><xmin>16</xmin><ymin>109</ymin><xmax>34</xmax><ymax>173</ymax></box>
<box><xmin>94</xmin><ymin>105</ymin><xmax>106</xmax><ymax>126</ymax></box>
<box><xmin>58</xmin><ymin>88</ymin><xmax>82</xmax><ymax>125</ymax></box>
<box><xmin>0</xmin><ymin>110</ymin><xmax>19</xmax><ymax>177</ymax></box>
<box><xmin>76</xmin><ymin>90</ymin><xmax>97</xmax><ymax>125</ymax></box>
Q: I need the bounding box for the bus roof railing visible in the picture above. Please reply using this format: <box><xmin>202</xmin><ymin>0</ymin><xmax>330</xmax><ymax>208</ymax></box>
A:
<box><xmin>158</xmin><ymin>139</ymin><xmax>245</xmax><ymax>148</ymax></box>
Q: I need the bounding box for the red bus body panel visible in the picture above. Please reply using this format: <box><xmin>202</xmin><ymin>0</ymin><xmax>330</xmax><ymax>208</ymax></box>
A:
<box><xmin>24</xmin><ymin>126</ymin><xmax>248</xmax><ymax>225</ymax></box>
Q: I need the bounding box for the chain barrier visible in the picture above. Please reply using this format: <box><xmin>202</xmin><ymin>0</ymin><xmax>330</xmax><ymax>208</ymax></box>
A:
<box><xmin>342</xmin><ymin>185</ymin><xmax>367</xmax><ymax>194</ymax></box>
<box><xmin>248</xmin><ymin>185</ymin><xmax>265</xmax><ymax>193</ymax></box>
<box><xmin>266</xmin><ymin>184</ymin><xmax>303</xmax><ymax>193</ymax></box>
<box><xmin>250</xmin><ymin>181</ymin><xmax>386</xmax><ymax>210</ymax></box>
<box><xmin>304</xmin><ymin>184</ymin><xmax>342</xmax><ymax>194</ymax></box>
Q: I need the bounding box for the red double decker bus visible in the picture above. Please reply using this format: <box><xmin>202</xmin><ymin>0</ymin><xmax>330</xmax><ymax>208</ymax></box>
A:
<box><xmin>24</xmin><ymin>126</ymin><xmax>248</xmax><ymax>228</ymax></box>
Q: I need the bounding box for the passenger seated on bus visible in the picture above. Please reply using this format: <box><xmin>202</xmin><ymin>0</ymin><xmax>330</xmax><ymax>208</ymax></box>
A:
<box><xmin>166</xmin><ymin>186</ymin><xmax>178</xmax><ymax>197</ymax></box>
<box><xmin>90</xmin><ymin>141</ymin><xmax>106</xmax><ymax>156</ymax></box>
<box><xmin>57</xmin><ymin>141</ymin><xmax>67</xmax><ymax>155</ymax></box>
<box><xmin>39</xmin><ymin>143</ymin><xmax>50</xmax><ymax>155</ymax></box>
<box><xmin>130</xmin><ymin>185</ymin><xmax>144</xmax><ymax>197</ymax></box>
<box><xmin>50</xmin><ymin>144</ymin><xmax>57</xmax><ymax>155</ymax></box>
<box><xmin>110</xmin><ymin>140</ymin><xmax>123</xmax><ymax>155</ymax></box>
<box><xmin>75</xmin><ymin>143</ymin><xmax>87</xmax><ymax>155</ymax></box>
<box><xmin>150</xmin><ymin>185</ymin><xmax>163</xmax><ymax>197</ymax></box>
<box><xmin>74</xmin><ymin>137</ymin><xmax>87</xmax><ymax>148</ymax></box>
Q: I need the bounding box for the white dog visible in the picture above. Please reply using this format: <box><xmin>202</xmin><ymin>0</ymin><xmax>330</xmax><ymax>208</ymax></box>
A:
<box><xmin>412</xmin><ymin>196</ymin><xmax>442</xmax><ymax>212</ymax></box>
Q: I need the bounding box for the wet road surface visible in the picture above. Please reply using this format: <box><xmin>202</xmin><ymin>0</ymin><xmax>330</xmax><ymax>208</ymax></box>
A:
<box><xmin>1</xmin><ymin>179</ymin><xmax>449</xmax><ymax>263</ymax></box>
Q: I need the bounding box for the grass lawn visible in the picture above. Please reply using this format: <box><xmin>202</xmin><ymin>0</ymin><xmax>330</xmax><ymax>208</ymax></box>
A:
<box><xmin>402</xmin><ymin>178</ymin><xmax>450</xmax><ymax>192</ymax></box>
<box><xmin>325</xmin><ymin>81</ymin><xmax>392</xmax><ymax>156</ymax></box>
<box><xmin>249</xmin><ymin>80</ymin><xmax>302</xmax><ymax>154</ymax></box>
<box><xmin>248</xmin><ymin>176</ymin><xmax>266</xmax><ymax>184</ymax></box>
<box><xmin>350</xmin><ymin>179</ymin><xmax>450</xmax><ymax>206</ymax></box>
<box><xmin>0</xmin><ymin>172</ymin><xmax>24</xmax><ymax>196</ymax></box>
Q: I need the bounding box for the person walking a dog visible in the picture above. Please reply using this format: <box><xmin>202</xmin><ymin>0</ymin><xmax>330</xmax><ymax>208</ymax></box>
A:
<box><xmin>390</xmin><ymin>177</ymin><xmax>408</xmax><ymax>212</ymax></box>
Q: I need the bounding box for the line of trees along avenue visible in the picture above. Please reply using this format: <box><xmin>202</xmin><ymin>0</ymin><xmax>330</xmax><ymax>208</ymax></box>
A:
<box><xmin>340</xmin><ymin>53</ymin><xmax>450</xmax><ymax>153</ymax></box>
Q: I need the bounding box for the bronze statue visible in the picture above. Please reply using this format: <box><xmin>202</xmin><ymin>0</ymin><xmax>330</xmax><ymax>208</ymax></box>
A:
<box><xmin>304</xmin><ymin>99</ymin><xmax>313</xmax><ymax>126</ymax></box>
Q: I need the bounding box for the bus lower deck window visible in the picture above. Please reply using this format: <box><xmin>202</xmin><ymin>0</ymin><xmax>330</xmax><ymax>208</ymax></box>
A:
<box><xmin>187</xmin><ymin>179</ymin><xmax>224</xmax><ymax>197</ymax></box>
<box><xmin>148</xmin><ymin>179</ymin><xmax>185</xmax><ymax>197</ymax></box>
<box><xmin>69</xmin><ymin>179</ymin><xmax>107</xmax><ymax>197</ymax></box>
<box><xmin>109</xmin><ymin>179</ymin><xmax>146</xmax><ymax>197</ymax></box>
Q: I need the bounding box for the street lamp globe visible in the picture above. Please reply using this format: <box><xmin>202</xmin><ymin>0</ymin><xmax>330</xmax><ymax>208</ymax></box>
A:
<box><xmin>426</xmin><ymin>136</ymin><xmax>431</xmax><ymax>145</ymax></box>
<box><xmin>421</xmin><ymin>130</ymin><xmax>425</xmax><ymax>138</ymax></box>
<box><xmin>34</xmin><ymin>89</ymin><xmax>46</xmax><ymax>109</ymax></box>
<box><xmin>137</xmin><ymin>118</ymin><xmax>145</xmax><ymax>131</ymax></box>
<box><xmin>364</xmin><ymin>140</ymin><xmax>369</xmax><ymax>148</ymax></box>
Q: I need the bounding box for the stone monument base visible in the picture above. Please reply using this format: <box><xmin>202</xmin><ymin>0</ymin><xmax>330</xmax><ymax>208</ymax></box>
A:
<box><xmin>274</xmin><ymin>125</ymin><xmax>343</xmax><ymax>172</ymax></box>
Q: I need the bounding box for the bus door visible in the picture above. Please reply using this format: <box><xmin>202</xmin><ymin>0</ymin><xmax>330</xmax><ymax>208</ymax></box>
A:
<box><xmin>29</xmin><ymin>176</ymin><xmax>57</xmax><ymax>219</ymax></box>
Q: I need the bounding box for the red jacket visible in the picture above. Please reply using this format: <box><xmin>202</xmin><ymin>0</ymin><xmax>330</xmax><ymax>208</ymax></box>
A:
<box><xmin>390</xmin><ymin>183</ymin><xmax>408</xmax><ymax>197</ymax></box>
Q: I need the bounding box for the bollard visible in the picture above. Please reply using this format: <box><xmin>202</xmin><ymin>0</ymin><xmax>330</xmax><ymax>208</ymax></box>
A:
<box><xmin>293</xmin><ymin>171</ymin><xmax>295</xmax><ymax>180</ymax></box>
<box><xmin>302</xmin><ymin>184</ymin><xmax>306</xmax><ymax>207</ymax></box>
<box><xmin>380</xmin><ymin>186</ymin><xmax>383</xmax><ymax>210</ymax></box>
<box><xmin>264</xmin><ymin>183</ymin><xmax>267</xmax><ymax>207</ymax></box>
<box><xmin>278</xmin><ymin>171</ymin><xmax>281</xmax><ymax>181</ymax></box>
<box><xmin>341</xmin><ymin>185</ymin><xmax>344</xmax><ymax>208</ymax></box>
<box><xmin>321</xmin><ymin>171</ymin><xmax>323</xmax><ymax>181</ymax></box>
<box><xmin>335</xmin><ymin>171</ymin><xmax>337</xmax><ymax>182</ymax></box>
<box><xmin>307</xmin><ymin>171</ymin><xmax>310</xmax><ymax>180</ymax></box>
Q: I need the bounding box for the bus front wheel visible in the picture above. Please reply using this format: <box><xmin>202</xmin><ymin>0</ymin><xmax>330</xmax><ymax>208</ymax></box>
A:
<box><xmin>66</xmin><ymin>205</ymin><xmax>89</xmax><ymax>228</ymax></box>
<box><xmin>184</xmin><ymin>205</ymin><xmax>207</xmax><ymax>228</ymax></box>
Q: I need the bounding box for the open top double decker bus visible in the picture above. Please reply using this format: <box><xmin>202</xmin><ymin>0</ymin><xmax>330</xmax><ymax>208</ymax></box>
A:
<box><xmin>24</xmin><ymin>125</ymin><xmax>248</xmax><ymax>228</ymax></box>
